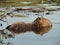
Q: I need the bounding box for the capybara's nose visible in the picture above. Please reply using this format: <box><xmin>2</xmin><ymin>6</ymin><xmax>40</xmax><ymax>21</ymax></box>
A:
<box><xmin>6</xmin><ymin>25</ymin><xmax>11</xmax><ymax>30</ymax></box>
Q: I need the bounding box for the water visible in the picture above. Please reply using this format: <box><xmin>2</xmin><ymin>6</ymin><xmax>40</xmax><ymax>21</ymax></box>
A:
<box><xmin>0</xmin><ymin>8</ymin><xmax>60</xmax><ymax>45</ymax></box>
<box><xmin>13</xmin><ymin>11</ymin><xmax>60</xmax><ymax>45</ymax></box>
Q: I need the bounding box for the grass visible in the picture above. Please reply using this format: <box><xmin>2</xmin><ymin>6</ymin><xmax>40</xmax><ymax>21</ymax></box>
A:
<box><xmin>0</xmin><ymin>10</ymin><xmax>4</xmax><ymax>14</ymax></box>
<box><xmin>0</xmin><ymin>10</ymin><xmax>4</xmax><ymax>12</ymax></box>
<box><xmin>14</xmin><ymin>14</ymin><xmax>28</xmax><ymax>17</ymax></box>
<box><xmin>0</xmin><ymin>0</ymin><xmax>60</xmax><ymax>7</ymax></box>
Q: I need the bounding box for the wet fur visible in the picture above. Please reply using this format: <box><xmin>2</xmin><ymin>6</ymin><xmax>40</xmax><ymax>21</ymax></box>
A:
<box><xmin>6</xmin><ymin>17</ymin><xmax>52</xmax><ymax>35</ymax></box>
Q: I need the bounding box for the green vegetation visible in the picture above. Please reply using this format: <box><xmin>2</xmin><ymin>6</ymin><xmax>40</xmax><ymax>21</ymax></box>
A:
<box><xmin>0</xmin><ymin>10</ymin><xmax>4</xmax><ymax>12</ymax></box>
<box><xmin>0</xmin><ymin>10</ymin><xmax>4</xmax><ymax>14</ymax></box>
<box><xmin>0</xmin><ymin>0</ymin><xmax>41</xmax><ymax>7</ymax></box>
<box><xmin>0</xmin><ymin>0</ymin><xmax>60</xmax><ymax>7</ymax></box>
<box><xmin>14</xmin><ymin>14</ymin><xmax>28</xmax><ymax>17</ymax></box>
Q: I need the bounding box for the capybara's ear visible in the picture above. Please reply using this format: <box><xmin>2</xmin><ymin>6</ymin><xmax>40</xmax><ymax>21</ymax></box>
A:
<box><xmin>6</xmin><ymin>25</ymin><xmax>11</xmax><ymax>30</ymax></box>
<box><xmin>33</xmin><ymin>17</ymin><xmax>41</xmax><ymax>22</ymax></box>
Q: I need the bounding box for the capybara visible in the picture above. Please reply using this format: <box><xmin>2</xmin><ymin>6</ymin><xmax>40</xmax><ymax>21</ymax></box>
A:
<box><xmin>6</xmin><ymin>17</ymin><xmax>52</xmax><ymax>36</ymax></box>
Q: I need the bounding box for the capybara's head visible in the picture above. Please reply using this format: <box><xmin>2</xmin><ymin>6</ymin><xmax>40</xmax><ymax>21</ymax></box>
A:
<box><xmin>32</xmin><ymin>17</ymin><xmax>52</xmax><ymax>35</ymax></box>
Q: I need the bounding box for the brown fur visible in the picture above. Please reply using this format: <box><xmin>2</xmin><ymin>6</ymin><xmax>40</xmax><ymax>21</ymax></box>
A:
<box><xmin>6</xmin><ymin>17</ymin><xmax>52</xmax><ymax>35</ymax></box>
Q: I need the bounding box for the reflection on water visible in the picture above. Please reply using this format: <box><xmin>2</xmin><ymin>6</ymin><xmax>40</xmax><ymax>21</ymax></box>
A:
<box><xmin>0</xmin><ymin>9</ymin><xmax>60</xmax><ymax>45</ymax></box>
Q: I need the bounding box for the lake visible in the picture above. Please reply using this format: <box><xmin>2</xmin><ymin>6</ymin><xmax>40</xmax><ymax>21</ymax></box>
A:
<box><xmin>0</xmin><ymin>7</ymin><xmax>60</xmax><ymax>45</ymax></box>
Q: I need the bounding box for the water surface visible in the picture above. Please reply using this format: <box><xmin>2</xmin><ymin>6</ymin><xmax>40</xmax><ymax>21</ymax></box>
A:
<box><xmin>0</xmin><ymin>8</ymin><xmax>60</xmax><ymax>45</ymax></box>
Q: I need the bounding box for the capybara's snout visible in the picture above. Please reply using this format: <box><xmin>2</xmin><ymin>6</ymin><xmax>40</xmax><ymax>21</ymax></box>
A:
<box><xmin>6</xmin><ymin>25</ymin><xmax>11</xmax><ymax>30</ymax></box>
